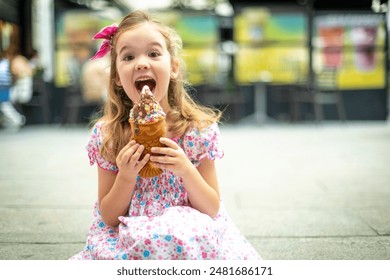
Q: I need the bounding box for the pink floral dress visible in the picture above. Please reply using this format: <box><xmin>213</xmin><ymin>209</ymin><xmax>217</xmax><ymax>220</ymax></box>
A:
<box><xmin>70</xmin><ymin>122</ymin><xmax>260</xmax><ymax>260</ymax></box>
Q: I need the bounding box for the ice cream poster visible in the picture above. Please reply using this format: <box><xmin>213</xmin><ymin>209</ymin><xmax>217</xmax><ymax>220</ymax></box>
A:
<box><xmin>313</xmin><ymin>13</ymin><xmax>386</xmax><ymax>90</ymax></box>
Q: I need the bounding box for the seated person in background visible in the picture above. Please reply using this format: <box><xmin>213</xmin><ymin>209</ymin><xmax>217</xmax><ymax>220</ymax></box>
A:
<box><xmin>81</xmin><ymin>56</ymin><xmax>109</xmax><ymax>103</ymax></box>
<box><xmin>9</xmin><ymin>47</ymin><xmax>33</xmax><ymax>105</ymax></box>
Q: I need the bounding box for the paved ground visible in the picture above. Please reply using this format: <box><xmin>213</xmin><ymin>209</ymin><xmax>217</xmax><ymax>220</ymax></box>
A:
<box><xmin>0</xmin><ymin>120</ymin><xmax>389</xmax><ymax>260</ymax></box>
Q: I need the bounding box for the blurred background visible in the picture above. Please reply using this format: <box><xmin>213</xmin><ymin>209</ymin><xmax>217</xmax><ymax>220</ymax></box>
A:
<box><xmin>0</xmin><ymin>0</ymin><xmax>389</xmax><ymax>127</ymax></box>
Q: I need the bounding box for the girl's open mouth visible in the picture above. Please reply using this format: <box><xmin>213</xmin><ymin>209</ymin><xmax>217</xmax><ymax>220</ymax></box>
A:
<box><xmin>135</xmin><ymin>78</ymin><xmax>156</xmax><ymax>93</ymax></box>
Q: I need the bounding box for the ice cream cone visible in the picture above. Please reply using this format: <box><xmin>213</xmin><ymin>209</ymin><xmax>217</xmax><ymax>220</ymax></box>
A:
<box><xmin>130</xmin><ymin>118</ymin><xmax>166</xmax><ymax>177</ymax></box>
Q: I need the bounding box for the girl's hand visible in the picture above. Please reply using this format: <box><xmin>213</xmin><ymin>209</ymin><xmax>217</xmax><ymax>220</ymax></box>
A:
<box><xmin>150</xmin><ymin>138</ymin><xmax>194</xmax><ymax>177</ymax></box>
<box><xmin>116</xmin><ymin>139</ymin><xmax>150</xmax><ymax>181</ymax></box>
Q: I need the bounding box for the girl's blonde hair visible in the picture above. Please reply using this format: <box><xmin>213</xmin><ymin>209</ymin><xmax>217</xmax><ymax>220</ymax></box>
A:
<box><xmin>97</xmin><ymin>10</ymin><xmax>222</xmax><ymax>162</ymax></box>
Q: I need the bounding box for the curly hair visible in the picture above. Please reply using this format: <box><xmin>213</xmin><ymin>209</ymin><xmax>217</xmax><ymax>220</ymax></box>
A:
<box><xmin>96</xmin><ymin>10</ymin><xmax>222</xmax><ymax>163</ymax></box>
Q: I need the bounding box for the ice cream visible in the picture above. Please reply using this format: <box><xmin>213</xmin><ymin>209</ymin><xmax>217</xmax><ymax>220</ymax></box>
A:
<box><xmin>129</xmin><ymin>85</ymin><xmax>166</xmax><ymax>177</ymax></box>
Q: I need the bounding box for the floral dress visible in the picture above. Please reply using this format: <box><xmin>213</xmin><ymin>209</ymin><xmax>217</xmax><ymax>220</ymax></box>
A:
<box><xmin>70</xmin><ymin>122</ymin><xmax>260</xmax><ymax>260</ymax></box>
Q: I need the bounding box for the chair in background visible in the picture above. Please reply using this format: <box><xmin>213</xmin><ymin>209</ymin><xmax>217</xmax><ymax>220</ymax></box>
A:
<box><xmin>312</xmin><ymin>67</ymin><xmax>347</xmax><ymax>121</ymax></box>
<box><xmin>63</xmin><ymin>85</ymin><xmax>102</xmax><ymax>124</ymax></box>
<box><xmin>291</xmin><ymin>68</ymin><xmax>347</xmax><ymax>121</ymax></box>
<box><xmin>22</xmin><ymin>77</ymin><xmax>51</xmax><ymax>123</ymax></box>
<box><xmin>269</xmin><ymin>83</ymin><xmax>300</xmax><ymax>122</ymax></box>
<box><xmin>194</xmin><ymin>84</ymin><xmax>246</xmax><ymax>122</ymax></box>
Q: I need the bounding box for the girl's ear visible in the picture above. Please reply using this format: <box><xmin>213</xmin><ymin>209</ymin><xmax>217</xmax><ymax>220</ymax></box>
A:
<box><xmin>115</xmin><ymin>74</ymin><xmax>122</xmax><ymax>86</ymax></box>
<box><xmin>170</xmin><ymin>58</ymin><xmax>179</xmax><ymax>80</ymax></box>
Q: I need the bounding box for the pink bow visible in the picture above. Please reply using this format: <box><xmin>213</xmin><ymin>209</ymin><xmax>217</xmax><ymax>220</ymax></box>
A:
<box><xmin>90</xmin><ymin>23</ymin><xmax>118</xmax><ymax>60</ymax></box>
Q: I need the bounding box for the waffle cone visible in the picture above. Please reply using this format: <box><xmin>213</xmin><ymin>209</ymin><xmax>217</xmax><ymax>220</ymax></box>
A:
<box><xmin>130</xmin><ymin>117</ymin><xmax>166</xmax><ymax>177</ymax></box>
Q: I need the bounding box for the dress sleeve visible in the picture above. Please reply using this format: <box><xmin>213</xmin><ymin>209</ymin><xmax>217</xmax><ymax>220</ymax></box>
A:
<box><xmin>181</xmin><ymin>122</ymin><xmax>224</xmax><ymax>167</ymax></box>
<box><xmin>86</xmin><ymin>122</ymin><xmax>118</xmax><ymax>172</ymax></box>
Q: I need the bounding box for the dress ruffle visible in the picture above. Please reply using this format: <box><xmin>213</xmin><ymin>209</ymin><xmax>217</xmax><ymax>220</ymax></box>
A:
<box><xmin>70</xmin><ymin>201</ymin><xmax>260</xmax><ymax>260</ymax></box>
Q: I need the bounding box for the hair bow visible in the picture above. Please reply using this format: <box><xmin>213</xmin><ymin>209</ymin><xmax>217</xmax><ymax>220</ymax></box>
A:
<box><xmin>90</xmin><ymin>23</ymin><xmax>118</xmax><ymax>60</ymax></box>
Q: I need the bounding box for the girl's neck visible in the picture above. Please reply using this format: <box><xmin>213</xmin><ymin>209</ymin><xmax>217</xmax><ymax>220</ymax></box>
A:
<box><xmin>160</xmin><ymin>98</ymin><xmax>171</xmax><ymax>114</ymax></box>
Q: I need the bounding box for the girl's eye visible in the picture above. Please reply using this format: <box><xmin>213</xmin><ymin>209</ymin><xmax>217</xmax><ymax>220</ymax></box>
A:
<box><xmin>123</xmin><ymin>55</ymin><xmax>134</xmax><ymax>61</ymax></box>
<box><xmin>149</xmin><ymin>51</ymin><xmax>160</xmax><ymax>58</ymax></box>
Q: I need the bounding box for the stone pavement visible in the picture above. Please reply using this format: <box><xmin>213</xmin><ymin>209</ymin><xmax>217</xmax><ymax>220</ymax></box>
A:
<box><xmin>0</xmin><ymin>121</ymin><xmax>389</xmax><ymax>260</ymax></box>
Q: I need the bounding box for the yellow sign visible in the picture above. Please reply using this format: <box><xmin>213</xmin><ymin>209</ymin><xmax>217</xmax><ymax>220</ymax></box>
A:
<box><xmin>235</xmin><ymin>46</ymin><xmax>308</xmax><ymax>84</ymax></box>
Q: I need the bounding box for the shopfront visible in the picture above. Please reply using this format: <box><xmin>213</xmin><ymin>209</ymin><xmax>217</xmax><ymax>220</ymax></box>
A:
<box><xmin>230</xmin><ymin>0</ymin><xmax>388</xmax><ymax>121</ymax></box>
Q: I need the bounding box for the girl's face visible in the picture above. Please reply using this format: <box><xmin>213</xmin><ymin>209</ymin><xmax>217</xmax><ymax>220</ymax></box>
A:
<box><xmin>115</xmin><ymin>23</ymin><xmax>179</xmax><ymax>111</ymax></box>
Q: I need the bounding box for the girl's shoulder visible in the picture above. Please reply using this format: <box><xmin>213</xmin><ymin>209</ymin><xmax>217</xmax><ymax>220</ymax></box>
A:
<box><xmin>87</xmin><ymin>121</ymin><xmax>118</xmax><ymax>172</ymax></box>
<box><xmin>90</xmin><ymin>120</ymin><xmax>105</xmax><ymax>136</ymax></box>
<box><xmin>183</xmin><ymin>122</ymin><xmax>220</xmax><ymax>140</ymax></box>
<box><xmin>179</xmin><ymin>122</ymin><xmax>224</xmax><ymax>166</ymax></box>
<box><xmin>88</xmin><ymin>121</ymin><xmax>107</xmax><ymax>145</ymax></box>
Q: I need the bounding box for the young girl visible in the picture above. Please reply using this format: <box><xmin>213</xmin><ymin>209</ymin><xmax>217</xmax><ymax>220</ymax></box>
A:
<box><xmin>70</xmin><ymin>10</ymin><xmax>260</xmax><ymax>260</ymax></box>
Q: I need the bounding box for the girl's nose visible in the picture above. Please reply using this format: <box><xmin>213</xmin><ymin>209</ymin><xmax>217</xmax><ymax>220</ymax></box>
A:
<box><xmin>136</xmin><ymin>59</ymin><xmax>149</xmax><ymax>71</ymax></box>
<box><xmin>136</xmin><ymin>64</ymin><xmax>148</xmax><ymax>70</ymax></box>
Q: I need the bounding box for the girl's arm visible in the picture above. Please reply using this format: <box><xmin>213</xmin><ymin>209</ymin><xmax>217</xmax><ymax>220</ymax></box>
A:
<box><xmin>98</xmin><ymin>140</ymin><xmax>150</xmax><ymax>227</ymax></box>
<box><xmin>183</xmin><ymin>157</ymin><xmax>220</xmax><ymax>217</ymax></box>
<box><xmin>150</xmin><ymin>138</ymin><xmax>220</xmax><ymax>218</ymax></box>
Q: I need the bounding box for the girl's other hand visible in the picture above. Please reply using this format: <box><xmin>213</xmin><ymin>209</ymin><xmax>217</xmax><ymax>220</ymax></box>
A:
<box><xmin>116</xmin><ymin>139</ymin><xmax>150</xmax><ymax>180</ymax></box>
<box><xmin>150</xmin><ymin>138</ymin><xmax>194</xmax><ymax>177</ymax></box>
